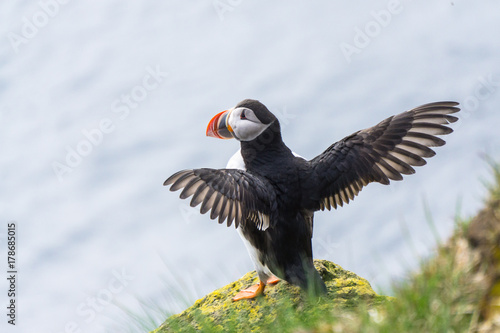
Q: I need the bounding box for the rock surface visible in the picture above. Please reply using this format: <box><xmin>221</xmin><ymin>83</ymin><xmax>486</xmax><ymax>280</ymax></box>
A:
<box><xmin>153</xmin><ymin>259</ymin><xmax>390</xmax><ymax>332</ymax></box>
<box><xmin>465</xmin><ymin>183</ymin><xmax>500</xmax><ymax>331</ymax></box>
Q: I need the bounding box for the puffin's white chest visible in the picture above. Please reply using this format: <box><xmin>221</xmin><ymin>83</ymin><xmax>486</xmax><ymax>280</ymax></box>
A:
<box><xmin>226</xmin><ymin>149</ymin><xmax>247</xmax><ymax>170</ymax></box>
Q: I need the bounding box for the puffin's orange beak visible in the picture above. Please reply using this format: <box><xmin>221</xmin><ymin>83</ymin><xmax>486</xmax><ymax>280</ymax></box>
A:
<box><xmin>206</xmin><ymin>109</ymin><xmax>234</xmax><ymax>139</ymax></box>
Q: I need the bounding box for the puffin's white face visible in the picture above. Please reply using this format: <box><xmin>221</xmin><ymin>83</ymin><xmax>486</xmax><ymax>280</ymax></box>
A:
<box><xmin>206</xmin><ymin>100</ymin><xmax>276</xmax><ymax>141</ymax></box>
<box><xmin>226</xmin><ymin>107</ymin><xmax>272</xmax><ymax>141</ymax></box>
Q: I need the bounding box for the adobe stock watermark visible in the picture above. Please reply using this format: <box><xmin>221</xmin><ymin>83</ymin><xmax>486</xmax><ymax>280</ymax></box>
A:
<box><xmin>179</xmin><ymin>203</ymin><xmax>198</xmax><ymax>225</ymax></box>
<box><xmin>51</xmin><ymin>65</ymin><xmax>168</xmax><ymax>182</ymax></box>
<box><xmin>213</xmin><ymin>0</ymin><xmax>244</xmax><ymax>21</ymax></box>
<box><xmin>340</xmin><ymin>0</ymin><xmax>409</xmax><ymax>64</ymax></box>
<box><xmin>7</xmin><ymin>0</ymin><xmax>72</xmax><ymax>54</ymax></box>
<box><xmin>274</xmin><ymin>106</ymin><xmax>296</xmax><ymax>128</ymax></box>
<box><xmin>59</xmin><ymin>267</ymin><xmax>134</xmax><ymax>333</ymax></box>
<box><xmin>315</xmin><ymin>236</ymin><xmax>341</xmax><ymax>259</ymax></box>
<box><xmin>460</xmin><ymin>73</ymin><xmax>500</xmax><ymax>120</ymax></box>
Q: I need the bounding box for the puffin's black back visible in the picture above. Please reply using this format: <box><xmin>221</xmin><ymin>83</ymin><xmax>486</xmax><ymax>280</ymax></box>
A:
<box><xmin>233</xmin><ymin>102</ymin><xmax>327</xmax><ymax>294</ymax></box>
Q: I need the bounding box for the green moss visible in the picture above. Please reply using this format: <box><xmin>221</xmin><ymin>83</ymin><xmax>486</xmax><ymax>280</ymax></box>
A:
<box><xmin>153</xmin><ymin>260</ymin><xmax>390</xmax><ymax>332</ymax></box>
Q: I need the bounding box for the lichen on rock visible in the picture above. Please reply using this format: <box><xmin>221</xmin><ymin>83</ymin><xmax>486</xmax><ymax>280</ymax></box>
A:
<box><xmin>153</xmin><ymin>259</ymin><xmax>390</xmax><ymax>332</ymax></box>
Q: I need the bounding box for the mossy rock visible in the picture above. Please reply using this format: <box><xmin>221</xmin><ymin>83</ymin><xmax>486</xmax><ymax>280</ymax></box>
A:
<box><xmin>152</xmin><ymin>259</ymin><xmax>391</xmax><ymax>332</ymax></box>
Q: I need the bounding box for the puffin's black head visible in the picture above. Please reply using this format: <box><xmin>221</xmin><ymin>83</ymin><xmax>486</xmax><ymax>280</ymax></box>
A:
<box><xmin>206</xmin><ymin>99</ymin><xmax>280</xmax><ymax>142</ymax></box>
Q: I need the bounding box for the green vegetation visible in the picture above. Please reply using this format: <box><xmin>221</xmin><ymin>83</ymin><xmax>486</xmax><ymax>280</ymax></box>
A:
<box><xmin>149</xmin><ymin>162</ymin><xmax>500</xmax><ymax>332</ymax></box>
<box><xmin>153</xmin><ymin>260</ymin><xmax>390</xmax><ymax>332</ymax></box>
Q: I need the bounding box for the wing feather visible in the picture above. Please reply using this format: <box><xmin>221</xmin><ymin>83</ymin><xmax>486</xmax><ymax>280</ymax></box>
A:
<box><xmin>191</xmin><ymin>184</ymin><xmax>209</xmax><ymax>207</ymax></box>
<box><xmin>304</xmin><ymin>101</ymin><xmax>459</xmax><ymax>211</ymax></box>
<box><xmin>164</xmin><ymin>168</ymin><xmax>275</xmax><ymax>230</ymax></box>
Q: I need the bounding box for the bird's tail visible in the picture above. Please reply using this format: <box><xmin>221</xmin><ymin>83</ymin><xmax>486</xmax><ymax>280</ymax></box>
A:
<box><xmin>286</xmin><ymin>260</ymin><xmax>327</xmax><ymax>297</ymax></box>
<box><xmin>305</xmin><ymin>265</ymin><xmax>327</xmax><ymax>297</ymax></box>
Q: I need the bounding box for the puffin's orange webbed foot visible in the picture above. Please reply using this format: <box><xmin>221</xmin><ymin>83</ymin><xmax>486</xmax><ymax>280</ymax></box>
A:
<box><xmin>266</xmin><ymin>275</ymin><xmax>280</xmax><ymax>285</ymax></box>
<box><xmin>232</xmin><ymin>280</ymin><xmax>265</xmax><ymax>301</ymax></box>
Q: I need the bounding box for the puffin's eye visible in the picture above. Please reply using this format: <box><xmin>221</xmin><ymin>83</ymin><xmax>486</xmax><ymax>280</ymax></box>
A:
<box><xmin>240</xmin><ymin>110</ymin><xmax>247</xmax><ymax>120</ymax></box>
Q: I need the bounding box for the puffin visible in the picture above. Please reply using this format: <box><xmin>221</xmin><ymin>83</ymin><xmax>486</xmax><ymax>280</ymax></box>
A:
<box><xmin>164</xmin><ymin>99</ymin><xmax>459</xmax><ymax>301</ymax></box>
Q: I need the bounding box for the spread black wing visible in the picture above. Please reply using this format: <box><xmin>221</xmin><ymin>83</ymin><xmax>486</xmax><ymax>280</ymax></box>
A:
<box><xmin>303</xmin><ymin>101</ymin><xmax>460</xmax><ymax>211</ymax></box>
<box><xmin>164</xmin><ymin>168</ymin><xmax>277</xmax><ymax>230</ymax></box>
